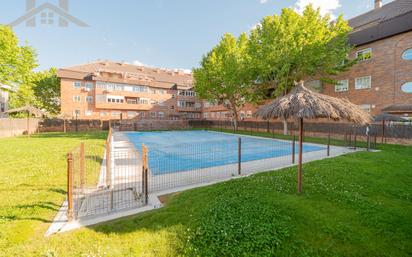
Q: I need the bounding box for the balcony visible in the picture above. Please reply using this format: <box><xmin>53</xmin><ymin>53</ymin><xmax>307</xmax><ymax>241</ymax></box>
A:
<box><xmin>95</xmin><ymin>101</ymin><xmax>152</xmax><ymax>111</ymax></box>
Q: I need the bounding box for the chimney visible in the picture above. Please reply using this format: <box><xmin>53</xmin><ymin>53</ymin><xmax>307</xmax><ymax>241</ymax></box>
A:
<box><xmin>375</xmin><ymin>0</ymin><xmax>382</xmax><ymax>9</ymax></box>
<box><xmin>59</xmin><ymin>0</ymin><xmax>69</xmax><ymax>11</ymax></box>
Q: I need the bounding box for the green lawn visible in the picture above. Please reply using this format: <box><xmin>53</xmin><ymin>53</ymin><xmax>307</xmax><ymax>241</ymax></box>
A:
<box><xmin>0</xmin><ymin>132</ymin><xmax>411</xmax><ymax>256</ymax></box>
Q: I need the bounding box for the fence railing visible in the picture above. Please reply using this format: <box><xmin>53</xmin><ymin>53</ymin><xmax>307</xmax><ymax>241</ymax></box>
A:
<box><xmin>189</xmin><ymin>119</ymin><xmax>412</xmax><ymax>141</ymax></box>
<box><xmin>66</xmin><ymin>127</ymin><xmax>146</xmax><ymax>221</ymax></box>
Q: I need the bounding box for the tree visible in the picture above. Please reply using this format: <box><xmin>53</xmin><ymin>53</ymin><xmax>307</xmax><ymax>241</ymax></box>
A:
<box><xmin>0</xmin><ymin>25</ymin><xmax>38</xmax><ymax>112</ymax></box>
<box><xmin>193</xmin><ymin>33</ymin><xmax>253</xmax><ymax>131</ymax></box>
<box><xmin>31</xmin><ymin>68</ymin><xmax>60</xmax><ymax>115</ymax></box>
<box><xmin>247</xmin><ymin>5</ymin><xmax>354</xmax><ymax>133</ymax></box>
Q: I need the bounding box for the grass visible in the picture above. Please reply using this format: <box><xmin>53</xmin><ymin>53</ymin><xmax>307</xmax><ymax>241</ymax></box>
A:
<box><xmin>0</xmin><ymin>131</ymin><xmax>411</xmax><ymax>256</ymax></box>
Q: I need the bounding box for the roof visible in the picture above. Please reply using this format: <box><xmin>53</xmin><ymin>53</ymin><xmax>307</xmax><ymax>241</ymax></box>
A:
<box><xmin>255</xmin><ymin>83</ymin><xmax>372</xmax><ymax>124</ymax></box>
<box><xmin>348</xmin><ymin>0</ymin><xmax>412</xmax><ymax>46</ymax></box>
<box><xmin>382</xmin><ymin>104</ymin><xmax>412</xmax><ymax>113</ymax></box>
<box><xmin>58</xmin><ymin>61</ymin><xmax>193</xmax><ymax>90</ymax></box>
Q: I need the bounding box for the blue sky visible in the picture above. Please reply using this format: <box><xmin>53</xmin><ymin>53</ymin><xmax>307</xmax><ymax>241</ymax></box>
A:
<box><xmin>0</xmin><ymin>0</ymin><xmax>393</xmax><ymax>71</ymax></box>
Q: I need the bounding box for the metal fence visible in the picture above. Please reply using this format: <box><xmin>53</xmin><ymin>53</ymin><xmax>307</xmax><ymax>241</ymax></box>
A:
<box><xmin>66</xmin><ymin>129</ymin><xmax>146</xmax><ymax>221</ymax></box>
<box><xmin>189</xmin><ymin>119</ymin><xmax>412</xmax><ymax>140</ymax></box>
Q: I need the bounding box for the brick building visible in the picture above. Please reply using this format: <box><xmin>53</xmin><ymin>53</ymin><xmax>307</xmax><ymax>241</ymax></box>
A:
<box><xmin>58</xmin><ymin>61</ymin><xmax>202</xmax><ymax>120</ymax></box>
<box><xmin>59</xmin><ymin>0</ymin><xmax>412</xmax><ymax>121</ymax></box>
<box><xmin>203</xmin><ymin>0</ymin><xmax>412</xmax><ymax>120</ymax></box>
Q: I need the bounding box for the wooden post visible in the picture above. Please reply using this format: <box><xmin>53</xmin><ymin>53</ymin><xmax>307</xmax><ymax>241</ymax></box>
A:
<box><xmin>354</xmin><ymin>128</ymin><xmax>357</xmax><ymax>150</ymax></box>
<box><xmin>238</xmin><ymin>137</ymin><xmax>241</xmax><ymax>175</ymax></box>
<box><xmin>80</xmin><ymin>142</ymin><xmax>85</xmax><ymax>190</ymax></box>
<box><xmin>292</xmin><ymin>133</ymin><xmax>296</xmax><ymax>164</ymax></box>
<box><xmin>63</xmin><ymin>119</ymin><xmax>67</xmax><ymax>133</ymax></box>
<box><xmin>67</xmin><ymin>153</ymin><xmax>74</xmax><ymax>221</ymax></box>
<box><xmin>367</xmin><ymin>132</ymin><xmax>371</xmax><ymax>152</ymax></box>
<box><xmin>106</xmin><ymin>138</ymin><xmax>111</xmax><ymax>187</ymax></box>
<box><xmin>142</xmin><ymin>144</ymin><xmax>149</xmax><ymax>205</ymax></box>
<box><xmin>298</xmin><ymin>118</ymin><xmax>303</xmax><ymax>194</ymax></box>
<box><xmin>381</xmin><ymin>120</ymin><xmax>385</xmax><ymax>144</ymax></box>
<box><xmin>27</xmin><ymin>111</ymin><xmax>30</xmax><ymax>138</ymax></box>
<box><xmin>327</xmin><ymin>132</ymin><xmax>331</xmax><ymax>157</ymax></box>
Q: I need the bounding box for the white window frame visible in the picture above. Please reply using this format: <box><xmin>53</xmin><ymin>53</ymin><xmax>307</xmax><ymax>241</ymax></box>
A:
<box><xmin>150</xmin><ymin>112</ymin><xmax>156</xmax><ymax>118</ymax></box>
<box><xmin>335</xmin><ymin>79</ymin><xmax>349</xmax><ymax>92</ymax></box>
<box><xmin>73</xmin><ymin>81</ymin><xmax>82</xmax><ymax>89</ymax></box>
<box><xmin>356</xmin><ymin>48</ymin><xmax>372</xmax><ymax>61</ymax></box>
<box><xmin>359</xmin><ymin>104</ymin><xmax>372</xmax><ymax>113</ymax></box>
<box><xmin>86</xmin><ymin>96</ymin><xmax>93</xmax><ymax>103</ymax></box>
<box><xmin>85</xmin><ymin>110</ymin><xmax>93</xmax><ymax>116</ymax></box>
<box><xmin>158</xmin><ymin>112</ymin><xmax>165</xmax><ymax>118</ymax></box>
<box><xmin>355</xmin><ymin>76</ymin><xmax>371</xmax><ymax>90</ymax></box>
<box><xmin>84</xmin><ymin>82</ymin><xmax>94</xmax><ymax>90</ymax></box>
<box><xmin>73</xmin><ymin>95</ymin><xmax>81</xmax><ymax>102</ymax></box>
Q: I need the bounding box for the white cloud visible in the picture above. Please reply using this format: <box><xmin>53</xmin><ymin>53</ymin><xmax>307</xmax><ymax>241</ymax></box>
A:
<box><xmin>132</xmin><ymin>60</ymin><xmax>145</xmax><ymax>66</ymax></box>
<box><xmin>294</xmin><ymin>0</ymin><xmax>341</xmax><ymax>18</ymax></box>
<box><xmin>260</xmin><ymin>0</ymin><xmax>268</xmax><ymax>4</ymax></box>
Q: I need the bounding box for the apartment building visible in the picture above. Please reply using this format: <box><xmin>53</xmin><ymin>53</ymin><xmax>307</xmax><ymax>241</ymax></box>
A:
<box><xmin>58</xmin><ymin>61</ymin><xmax>202</xmax><ymax>120</ymax></box>
<box><xmin>0</xmin><ymin>84</ymin><xmax>11</xmax><ymax>118</ymax></box>
<box><xmin>203</xmin><ymin>0</ymin><xmax>412</xmax><ymax>120</ymax></box>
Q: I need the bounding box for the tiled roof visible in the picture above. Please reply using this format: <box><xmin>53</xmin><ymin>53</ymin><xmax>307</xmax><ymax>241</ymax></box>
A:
<box><xmin>348</xmin><ymin>0</ymin><xmax>412</xmax><ymax>45</ymax></box>
<box><xmin>58</xmin><ymin>60</ymin><xmax>193</xmax><ymax>90</ymax></box>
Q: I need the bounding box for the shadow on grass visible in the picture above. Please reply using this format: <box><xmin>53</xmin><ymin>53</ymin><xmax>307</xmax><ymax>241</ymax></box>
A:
<box><xmin>30</xmin><ymin>131</ymin><xmax>108</xmax><ymax>140</ymax></box>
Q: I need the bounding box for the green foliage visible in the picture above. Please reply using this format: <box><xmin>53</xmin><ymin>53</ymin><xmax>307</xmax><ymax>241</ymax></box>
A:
<box><xmin>193</xmin><ymin>33</ymin><xmax>253</xmax><ymax>127</ymax></box>
<box><xmin>0</xmin><ymin>25</ymin><xmax>37</xmax><ymax>86</ymax></box>
<box><xmin>248</xmin><ymin>5</ymin><xmax>353</xmax><ymax>96</ymax></box>
<box><xmin>31</xmin><ymin>68</ymin><xmax>60</xmax><ymax>115</ymax></box>
<box><xmin>0</xmin><ymin>133</ymin><xmax>411</xmax><ymax>256</ymax></box>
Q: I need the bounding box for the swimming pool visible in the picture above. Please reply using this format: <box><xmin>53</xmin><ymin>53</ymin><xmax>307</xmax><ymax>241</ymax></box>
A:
<box><xmin>125</xmin><ymin>130</ymin><xmax>325</xmax><ymax>175</ymax></box>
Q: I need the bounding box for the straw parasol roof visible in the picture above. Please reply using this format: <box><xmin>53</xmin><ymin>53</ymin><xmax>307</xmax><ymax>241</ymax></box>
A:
<box><xmin>374</xmin><ymin>112</ymin><xmax>406</xmax><ymax>122</ymax></box>
<box><xmin>255</xmin><ymin>83</ymin><xmax>372</xmax><ymax>125</ymax></box>
<box><xmin>5</xmin><ymin>105</ymin><xmax>48</xmax><ymax>118</ymax></box>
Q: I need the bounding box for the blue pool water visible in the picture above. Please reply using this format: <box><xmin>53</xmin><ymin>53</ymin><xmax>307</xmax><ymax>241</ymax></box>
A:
<box><xmin>125</xmin><ymin>130</ymin><xmax>325</xmax><ymax>175</ymax></box>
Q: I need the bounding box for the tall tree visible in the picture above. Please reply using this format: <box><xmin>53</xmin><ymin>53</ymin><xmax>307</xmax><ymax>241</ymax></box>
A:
<box><xmin>193</xmin><ymin>33</ymin><xmax>253</xmax><ymax>130</ymax></box>
<box><xmin>0</xmin><ymin>25</ymin><xmax>38</xmax><ymax>110</ymax></box>
<box><xmin>248</xmin><ymin>5</ymin><xmax>353</xmax><ymax>96</ymax></box>
<box><xmin>31</xmin><ymin>68</ymin><xmax>60</xmax><ymax>115</ymax></box>
<box><xmin>247</xmin><ymin>5</ymin><xmax>353</xmax><ymax>133</ymax></box>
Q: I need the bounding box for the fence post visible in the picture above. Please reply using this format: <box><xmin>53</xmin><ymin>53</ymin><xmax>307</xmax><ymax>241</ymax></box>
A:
<box><xmin>142</xmin><ymin>144</ymin><xmax>149</xmax><ymax>205</ymax></box>
<box><xmin>80</xmin><ymin>142</ymin><xmax>85</xmax><ymax>190</ymax></box>
<box><xmin>327</xmin><ymin>132</ymin><xmax>331</xmax><ymax>157</ymax></box>
<box><xmin>106</xmin><ymin>137</ymin><xmax>111</xmax><ymax>187</ymax></box>
<box><xmin>367</xmin><ymin>133</ymin><xmax>371</xmax><ymax>152</ymax></box>
<box><xmin>238</xmin><ymin>137</ymin><xmax>242</xmax><ymax>175</ymax></box>
<box><xmin>292</xmin><ymin>133</ymin><xmax>296</xmax><ymax>164</ymax></box>
<box><xmin>67</xmin><ymin>153</ymin><xmax>74</xmax><ymax>221</ymax></box>
<box><xmin>354</xmin><ymin>128</ymin><xmax>357</xmax><ymax>150</ymax></box>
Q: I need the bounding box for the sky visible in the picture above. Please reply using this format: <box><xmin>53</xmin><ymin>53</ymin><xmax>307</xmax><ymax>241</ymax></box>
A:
<box><xmin>0</xmin><ymin>0</ymin><xmax>394</xmax><ymax>71</ymax></box>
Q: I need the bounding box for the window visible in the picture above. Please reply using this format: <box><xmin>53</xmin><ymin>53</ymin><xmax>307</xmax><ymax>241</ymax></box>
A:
<box><xmin>150</xmin><ymin>112</ymin><xmax>156</xmax><ymax>118</ymax></box>
<box><xmin>203</xmin><ymin>112</ymin><xmax>209</xmax><ymax>118</ymax></box>
<box><xmin>86</xmin><ymin>96</ymin><xmax>93</xmax><ymax>103</ymax></box>
<box><xmin>355</xmin><ymin>76</ymin><xmax>371</xmax><ymax>89</ymax></box>
<box><xmin>335</xmin><ymin>79</ymin><xmax>349</xmax><ymax>92</ymax></box>
<box><xmin>111</xmin><ymin>111</ymin><xmax>121</xmax><ymax>117</ymax></box>
<box><xmin>127</xmin><ymin>111</ymin><xmax>138</xmax><ymax>118</ymax></box>
<box><xmin>0</xmin><ymin>103</ymin><xmax>5</xmax><ymax>112</ymax></box>
<box><xmin>401</xmin><ymin>82</ymin><xmax>412</xmax><ymax>93</ymax></box>
<box><xmin>356</xmin><ymin>48</ymin><xmax>372</xmax><ymax>61</ymax></box>
<box><xmin>85</xmin><ymin>82</ymin><xmax>94</xmax><ymax>90</ymax></box>
<box><xmin>73</xmin><ymin>81</ymin><xmax>82</xmax><ymax>89</ymax></box>
<box><xmin>246</xmin><ymin>111</ymin><xmax>252</xmax><ymax>118</ymax></box>
<box><xmin>177</xmin><ymin>100</ymin><xmax>185</xmax><ymax>107</ymax></box>
<box><xmin>85</xmin><ymin>110</ymin><xmax>92</xmax><ymax>116</ymax></box>
<box><xmin>100</xmin><ymin>111</ymin><xmax>107</xmax><ymax>117</ymax></box>
<box><xmin>305</xmin><ymin>80</ymin><xmax>323</xmax><ymax>93</ymax></box>
<box><xmin>139</xmin><ymin>98</ymin><xmax>149</xmax><ymax>105</ymax></box>
<box><xmin>359</xmin><ymin>104</ymin><xmax>372</xmax><ymax>113</ymax></box>
<box><xmin>140</xmin><ymin>112</ymin><xmax>145</xmax><ymax>118</ymax></box>
<box><xmin>240</xmin><ymin>111</ymin><xmax>245</xmax><ymax>119</ymax></box>
<box><xmin>157</xmin><ymin>89</ymin><xmax>165</xmax><ymax>94</ymax></box>
<box><xmin>150</xmin><ymin>88</ymin><xmax>156</xmax><ymax>94</ymax></box>
<box><xmin>158</xmin><ymin>112</ymin><xmax>165</xmax><ymax>118</ymax></box>
<box><xmin>73</xmin><ymin>95</ymin><xmax>81</xmax><ymax>102</ymax></box>
<box><xmin>402</xmin><ymin>49</ymin><xmax>412</xmax><ymax>60</ymax></box>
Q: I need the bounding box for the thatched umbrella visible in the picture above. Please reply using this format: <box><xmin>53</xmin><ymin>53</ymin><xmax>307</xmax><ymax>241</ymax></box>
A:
<box><xmin>255</xmin><ymin>81</ymin><xmax>371</xmax><ymax>193</ymax></box>
<box><xmin>5</xmin><ymin>105</ymin><xmax>48</xmax><ymax>137</ymax></box>
<box><xmin>374</xmin><ymin>112</ymin><xmax>406</xmax><ymax>143</ymax></box>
